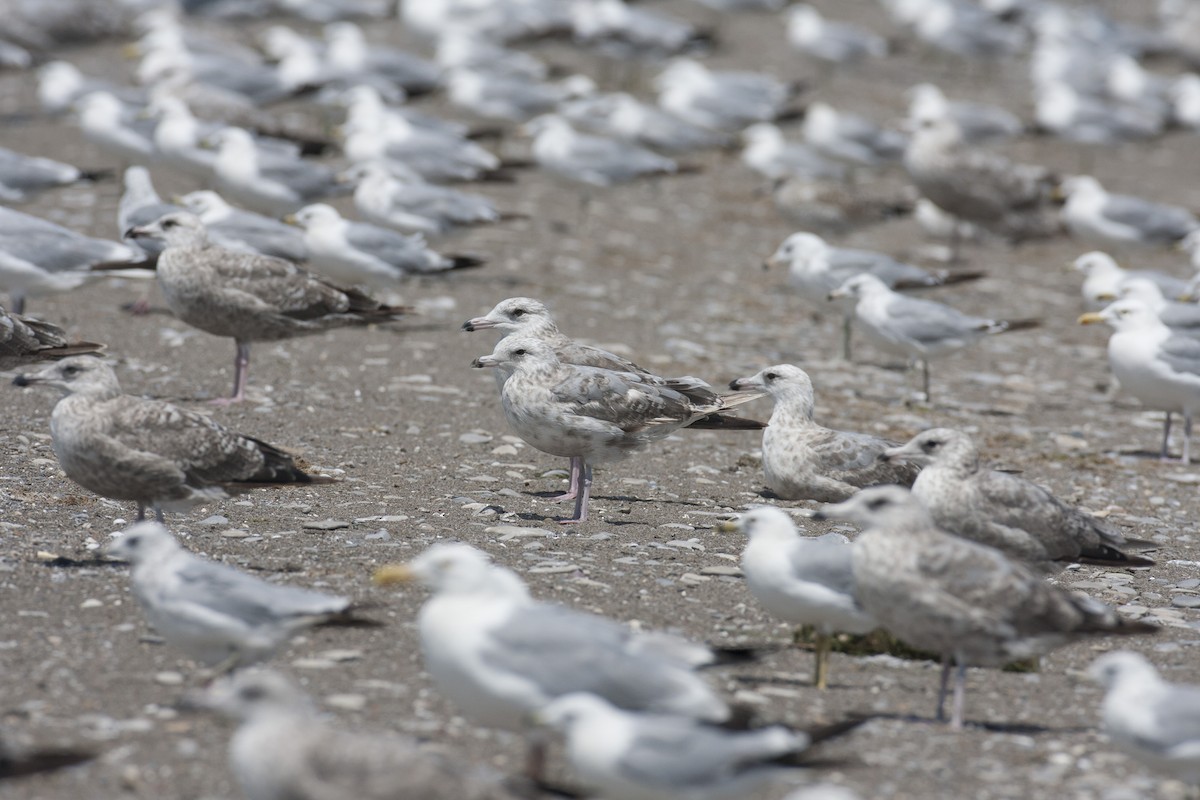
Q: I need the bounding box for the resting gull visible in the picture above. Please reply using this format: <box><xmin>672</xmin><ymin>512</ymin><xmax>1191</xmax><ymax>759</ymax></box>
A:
<box><xmin>721</xmin><ymin>507</ymin><xmax>876</xmax><ymax>689</ymax></box>
<box><xmin>1034</xmin><ymin>82</ymin><xmax>1163</xmax><ymax>145</ymax></box>
<box><xmin>38</xmin><ymin>60</ymin><xmax>145</xmax><ymax>115</ymax></box>
<box><xmin>537</xmin><ymin>693</ymin><xmax>849</xmax><ymax>800</ymax></box>
<box><xmin>195</xmin><ymin>670</ymin><xmax>522</xmax><ymax>800</ymax></box>
<box><xmin>881</xmin><ymin>428</ymin><xmax>1154</xmax><ymax>570</ymax></box>
<box><xmin>106</xmin><ymin>522</ymin><xmax>371</xmax><ymax>672</ymax></box>
<box><xmin>473</xmin><ymin>337</ymin><xmax>761</xmax><ymax>522</ymax></box>
<box><xmin>0</xmin><ymin>146</ymin><xmax>107</xmax><ymax>203</ymax></box>
<box><xmin>208</xmin><ymin>127</ymin><xmax>348</xmax><ymax>217</ymax></box>
<box><xmin>73</xmin><ymin>91</ymin><xmax>157</xmax><ymax>166</ymax></box>
<box><xmin>729</xmin><ymin>365</ymin><xmax>919</xmax><ymax>502</ymax></box>
<box><xmin>435</xmin><ymin>29</ymin><xmax>548</xmax><ymax>80</ymax></box>
<box><xmin>655</xmin><ymin>58</ymin><xmax>795</xmax><ymax>132</ymax></box>
<box><xmin>815</xmin><ymin>486</ymin><xmax>1155</xmax><ymax>729</ymax></box>
<box><xmin>572</xmin><ymin>0</ymin><xmax>707</xmax><ymax>57</ymax></box>
<box><xmin>1060</xmin><ymin>176</ymin><xmax>1199</xmax><ymax>248</ymax></box>
<box><xmin>323</xmin><ymin>22</ymin><xmax>441</xmax><ymax>95</ymax></box>
<box><xmin>766</xmin><ymin>231</ymin><xmax>984</xmax><ymax>359</ymax></box>
<box><xmin>906</xmin><ymin>83</ymin><xmax>1023</xmax><ymax>144</ymax></box>
<box><xmin>741</xmin><ymin>124</ymin><xmax>846</xmax><ymax>182</ymax></box>
<box><xmin>125</xmin><ymin>212</ymin><xmax>405</xmax><ymax>403</ymax></box>
<box><xmin>525</xmin><ymin>115</ymin><xmax>677</xmax><ymax>187</ymax></box>
<box><xmin>0</xmin><ymin>306</ymin><xmax>103</xmax><ymax>371</ymax></box>
<box><xmin>373</xmin><ymin>543</ymin><xmax>730</xmax><ymax>776</ymax></box>
<box><xmin>802</xmin><ymin>102</ymin><xmax>906</xmax><ymax>168</ymax></box>
<box><xmin>176</xmin><ymin>190</ymin><xmax>309</xmax><ymax>262</ymax></box>
<box><xmin>560</xmin><ymin>91</ymin><xmax>733</xmax><ymax>154</ymax></box>
<box><xmin>829</xmin><ymin>273</ymin><xmax>1038</xmax><ymax>401</ymax></box>
<box><xmin>447</xmin><ymin>69</ymin><xmax>594</xmax><ymax>122</ymax></box>
<box><xmin>13</xmin><ymin>358</ymin><xmax>333</xmax><ymax>521</ymax></box>
<box><xmin>1090</xmin><ymin>651</ymin><xmax>1200</xmax><ymax>786</ymax></box>
<box><xmin>341</xmin><ymin>162</ymin><xmax>500</xmax><ymax>235</ymax></box>
<box><xmin>1071</xmin><ymin>251</ymin><xmax>1188</xmax><ymax>310</ymax></box>
<box><xmin>1080</xmin><ymin>299</ymin><xmax>1200</xmax><ymax>463</ymax></box>
<box><xmin>786</xmin><ymin>5</ymin><xmax>887</xmax><ymax>65</ymax></box>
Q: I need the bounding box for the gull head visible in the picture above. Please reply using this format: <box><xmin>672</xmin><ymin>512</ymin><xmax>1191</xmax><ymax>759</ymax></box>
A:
<box><xmin>125</xmin><ymin>211</ymin><xmax>209</xmax><ymax>248</ymax></box>
<box><xmin>521</xmin><ymin>113</ymin><xmax>572</xmax><ymax>139</ymax></box>
<box><xmin>907</xmin><ymin>114</ymin><xmax>963</xmax><ymax>148</ymax></box>
<box><xmin>812</xmin><ymin>485</ymin><xmax>929</xmax><ymax>528</ymax></box>
<box><xmin>38</xmin><ymin>61</ymin><xmax>84</xmax><ymax>112</ymax></box>
<box><xmin>462</xmin><ymin>297</ymin><xmax>555</xmax><ymax>334</ymax></box>
<box><xmin>742</xmin><ymin>122</ymin><xmax>783</xmax><ymax>148</ymax></box>
<box><xmin>203</xmin><ymin>126</ymin><xmax>256</xmax><ymax>156</ymax></box>
<box><xmin>1117</xmin><ymin>278</ymin><xmax>1167</xmax><ymax>309</ymax></box>
<box><xmin>104</xmin><ymin>521</ymin><xmax>182</xmax><ymax>565</ymax></box>
<box><xmin>122</xmin><ymin>165</ymin><xmax>155</xmax><ymax>193</ymax></box>
<box><xmin>729</xmin><ymin>364</ymin><xmax>815</xmax><ymax>414</ymax></box>
<box><xmin>374</xmin><ymin>542</ymin><xmax>515</xmax><ymax>596</ymax></box>
<box><xmin>177</xmin><ymin>190</ymin><xmax>231</xmax><ymax>218</ymax></box>
<box><xmin>906</xmin><ymin>83</ymin><xmax>949</xmax><ymax>126</ymax></box>
<box><xmin>655</xmin><ymin>58</ymin><xmax>708</xmax><ymax>91</ymax></box>
<box><xmin>1071</xmin><ymin>251</ymin><xmax>1120</xmax><ymax>277</ymax></box>
<box><xmin>828</xmin><ymin>273</ymin><xmax>888</xmax><ymax>301</ymax></box>
<box><xmin>881</xmin><ymin>427</ymin><xmax>973</xmax><ymax>468</ymax></box>
<box><xmin>73</xmin><ymin>91</ymin><xmax>124</xmax><ymax>123</ymax></box>
<box><xmin>766</xmin><ymin>231</ymin><xmax>827</xmax><ymax>271</ymax></box>
<box><xmin>13</xmin><ymin>356</ymin><xmax>120</xmax><ymax>399</ymax></box>
<box><xmin>287</xmin><ymin>203</ymin><xmax>343</xmax><ymax>230</ymax></box>
<box><xmin>470</xmin><ymin>336</ymin><xmax>557</xmax><ymax>371</ymax></box>
<box><xmin>1059</xmin><ymin>175</ymin><xmax>1104</xmax><ymax>202</ymax></box>
<box><xmin>188</xmin><ymin>668</ymin><xmax>315</xmax><ymax>721</ymax></box>
<box><xmin>534</xmin><ymin>692</ymin><xmax>616</xmax><ymax>731</ymax></box>
<box><xmin>787</xmin><ymin>5</ymin><xmax>824</xmax><ymax>40</ymax></box>
<box><xmin>717</xmin><ymin>506</ymin><xmax>799</xmax><ymax>541</ymax></box>
<box><xmin>1078</xmin><ymin>299</ymin><xmax>1161</xmax><ymax>331</ymax></box>
<box><xmin>1088</xmin><ymin>651</ymin><xmax>1161</xmax><ymax>691</ymax></box>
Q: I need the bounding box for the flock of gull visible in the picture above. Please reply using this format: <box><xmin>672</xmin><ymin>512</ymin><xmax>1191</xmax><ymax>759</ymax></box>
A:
<box><xmin>5</xmin><ymin>0</ymin><xmax>1200</xmax><ymax>798</ymax></box>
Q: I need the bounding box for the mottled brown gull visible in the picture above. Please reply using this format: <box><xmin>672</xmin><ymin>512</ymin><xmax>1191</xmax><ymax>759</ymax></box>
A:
<box><xmin>729</xmin><ymin>365</ymin><xmax>919</xmax><ymax>502</ymax></box>
<box><xmin>815</xmin><ymin>486</ymin><xmax>1156</xmax><ymax>729</ymax></box>
<box><xmin>105</xmin><ymin>523</ymin><xmax>372</xmax><ymax>672</ymax></box>
<box><xmin>881</xmin><ymin>428</ymin><xmax>1154</xmax><ymax>570</ymax></box>
<box><xmin>13</xmin><ymin>357</ymin><xmax>333</xmax><ymax>521</ymax></box>
<box><xmin>472</xmin><ymin>337</ymin><xmax>762</xmax><ymax>523</ymax></box>
<box><xmin>195</xmin><ymin>670</ymin><xmax>523</xmax><ymax>800</ymax></box>
<box><xmin>721</xmin><ymin>507</ymin><xmax>875</xmax><ymax>690</ymax></box>
<box><xmin>0</xmin><ymin>307</ymin><xmax>102</xmax><ymax>371</ymax></box>
<box><xmin>126</xmin><ymin>212</ymin><xmax>406</xmax><ymax>403</ymax></box>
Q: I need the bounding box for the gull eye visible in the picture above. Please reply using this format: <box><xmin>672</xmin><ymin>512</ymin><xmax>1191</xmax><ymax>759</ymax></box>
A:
<box><xmin>511</xmin><ymin>308</ymin><xmax>526</xmax><ymax>317</ymax></box>
<box><xmin>866</xmin><ymin>497</ymin><xmax>889</xmax><ymax>511</ymax></box>
<box><xmin>922</xmin><ymin>440</ymin><xmax>940</xmax><ymax>452</ymax></box>
<box><xmin>513</xmin><ymin>349</ymin><xmax>528</xmax><ymax>357</ymax></box>
<box><xmin>124</xmin><ymin>535</ymin><xmax>141</xmax><ymax>549</ymax></box>
<box><xmin>162</xmin><ymin>218</ymin><xmax>177</xmax><ymax>229</ymax></box>
<box><xmin>764</xmin><ymin>372</ymin><xmax>778</xmax><ymax>381</ymax></box>
<box><xmin>239</xmin><ymin>685</ymin><xmax>267</xmax><ymax>702</ymax></box>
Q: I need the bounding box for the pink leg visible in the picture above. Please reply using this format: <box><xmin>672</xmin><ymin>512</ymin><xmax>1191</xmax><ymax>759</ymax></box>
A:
<box><xmin>211</xmin><ymin>340</ymin><xmax>250</xmax><ymax>405</ymax></box>
<box><xmin>558</xmin><ymin>462</ymin><xmax>592</xmax><ymax>524</ymax></box>
<box><xmin>550</xmin><ymin>456</ymin><xmax>582</xmax><ymax>501</ymax></box>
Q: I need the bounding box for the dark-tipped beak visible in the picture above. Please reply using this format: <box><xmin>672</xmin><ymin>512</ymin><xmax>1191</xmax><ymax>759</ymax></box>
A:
<box><xmin>877</xmin><ymin>452</ymin><xmax>892</xmax><ymax>463</ymax></box>
<box><xmin>12</xmin><ymin>374</ymin><xmax>32</xmax><ymax>387</ymax></box>
<box><xmin>811</xmin><ymin>510</ymin><xmax>828</xmax><ymax>521</ymax></box>
<box><xmin>471</xmin><ymin>356</ymin><xmax>497</xmax><ymax>368</ymax></box>
<box><xmin>124</xmin><ymin>226</ymin><xmax>145</xmax><ymax>239</ymax></box>
<box><xmin>463</xmin><ymin>317</ymin><xmax>495</xmax><ymax>332</ymax></box>
<box><xmin>728</xmin><ymin>378</ymin><xmax>748</xmax><ymax>390</ymax></box>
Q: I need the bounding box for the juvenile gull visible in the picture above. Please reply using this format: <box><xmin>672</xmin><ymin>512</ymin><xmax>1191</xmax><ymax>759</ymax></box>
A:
<box><xmin>786</xmin><ymin>5</ymin><xmax>887</xmax><ymax>65</ymax></box>
<box><xmin>105</xmin><ymin>522</ymin><xmax>370</xmax><ymax>672</ymax></box>
<box><xmin>802</xmin><ymin>103</ymin><xmax>906</xmax><ymax>168</ymax></box>
<box><xmin>287</xmin><ymin>203</ymin><xmax>483</xmax><ymax>291</ymax></box>
<box><xmin>177</xmin><ymin>190</ymin><xmax>309</xmax><ymax>262</ymax></box>
<box><xmin>772</xmin><ymin>177</ymin><xmax>913</xmax><ymax>236</ymax></box>
<box><xmin>525</xmin><ymin>115</ymin><xmax>677</xmax><ymax>187</ymax></box>
<box><xmin>0</xmin><ymin>307</ymin><xmax>103</xmax><ymax>371</ymax></box>
<box><xmin>741</xmin><ymin>124</ymin><xmax>846</xmax><ymax>182</ymax></box>
<box><xmin>474</xmin><ymin>337</ymin><xmax>762</xmax><ymax>522</ymax></box>
<box><xmin>722</xmin><ymin>507</ymin><xmax>876</xmax><ymax>690</ymax></box>
<box><xmin>560</xmin><ymin>91</ymin><xmax>733</xmax><ymax>154</ymax></box>
<box><xmin>829</xmin><ymin>273</ymin><xmax>1038</xmax><ymax>400</ymax></box>
<box><xmin>1080</xmin><ymin>299</ymin><xmax>1200</xmax><ymax>463</ymax></box>
<box><xmin>881</xmin><ymin>428</ymin><xmax>1154</xmax><ymax>569</ymax></box>
<box><xmin>655</xmin><ymin>58</ymin><xmax>794</xmax><ymax>131</ymax></box>
<box><xmin>0</xmin><ymin>146</ymin><xmax>107</xmax><ymax>203</ymax></box>
<box><xmin>195</xmin><ymin>670</ymin><xmax>522</xmax><ymax>800</ymax></box>
<box><xmin>766</xmin><ymin>231</ymin><xmax>984</xmax><ymax>359</ymax></box>
<box><xmin>729</xmin><ymin>365</ymin><xmax>919</xmax><ymax>502</ymax></box>
<box><xmin>1089</xmin><ymin>651</ymin><xmax>1200</xmax><ymax>786</ymax></box>
<box><xmin>373</xmin><ymin>543</ymin><xmax>730</xmax><ymax>775</ymax></box>
<box><xmin>815</xmin><ymin>486</ymin><xmax>1155</xmax><ymax>729</ymax></box>
<box><xmin>13</xmin><ymin>357</ymin><xmax>333</xmax><ymax>520</ymax></box>
<box><xmin>342</xmin><ymin>161</ymin><xmax>500</xmax><ymax>235</ymax></box>
<box><xmin>1072</xmin><ymin>251</ymin><xmax>1188</xmax><ymax>310</ymax></box>
<box><xmin>126</xmin><ymin>212</ymin><xmax>405</xmax><ymax>403</ymax></box>
<box><xmin>1060</xmin><ymin>176</ymin><xmax>1199</xmax><ymax>248</ymax></box>
<box><xmin>906</xmin><ymin>83</ymin><xmax>1023</xmax><ymax>144</ymax></box>
<box><xmin>208</xmin><ymin>127</ymin><xmax>348</xmax><ymax>217</ymax></box>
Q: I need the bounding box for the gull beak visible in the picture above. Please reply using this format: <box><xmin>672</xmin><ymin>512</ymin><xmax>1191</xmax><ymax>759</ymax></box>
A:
<box><xmin>1077</xmin><ymin>312</ymin><xmax>1106</xmax><ymax>325</ymax></box>
<box><xmin>827</xmin><ymin>289</ymin><xmax>847</xmax><ymax>301</ymax></box>
<box><xmin>332</xmin><ymin>124</ymin><xmax>346</xmax><ymax>141</ymax></box>
<box><xmin>1179</xmin><ymin>293</ymin><xmax>1196</xmax><ymax>302</ymax></box>
<box><xmin>124</xmin><ymin>225</ymin><xmax>149</xmax><ymax>239</ymax></box>
<box><xmin>121</xmin><ymin>42</ymin><xmax>142</xmax><ymax>59</ymax></box>
<box><xmin>462</xmin><ymin>317</ymin><xmax>496</xmax><ymax>332</ymax></box>
<box><xmin>810</xmin><ymin>509</ymin><xmax>829</xmax><ymax>521</ymax></box>
<box><xmin>1049</xmin><ymin>184</ymin><xmax>1067</xmax><ymax>202</ymax></box>
<box><xmin>1094</xmin><ymin>292</ymin><xmax>1116</xmax><ymax>302</ymax></box>
<box><xmin>716</xmin><ymin>519</ymin><xmax>741</xmax><ymax>533</ymax></box>
<box><xmin>282</xmin><ymin>214</ymin><xmax>298</xmax><ymax>226</ymax></box>
<box><xmin>372</xmin><ymin>563</ymin><xmax>415</xmax><ymax>586</ymax></box>
<box><xmin>12</xmin><ymin>373</ymin><xmax>39</xmax><ymax>387</ymax></box>
<box><xmin>763</xmin><ymin>255</ymin><xmax>781</xmax><ymax>271</ymax></box>
<box><xmin>198</xmin><ymin>136</ymin><xmax>217</xmax><ymax>151</ymax></box>
<box><xmin>471</xmin><ymin>354</ymin><xmax>499</xmax><ymax>368</ymax></box>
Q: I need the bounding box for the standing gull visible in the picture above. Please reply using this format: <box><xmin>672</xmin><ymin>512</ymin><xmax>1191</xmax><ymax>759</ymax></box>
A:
<box><xmin>125</xmin><ymin>212</ymin><xmax>405</xmax><ymax>403</ymax></box>
<box><xmin>1080</xmin><ymin>300</ymin><xmax>1200</xmax><ymax>463</ymax></box>
<box><xmin>118</xmin><ymin>166</ymin><xmax>184</xmax><ymax>268</ymax></box>
<box><xmin>721</xmin><ymin>507</ymin><xmax>876</xmax><ymax>690</ymax></box>
<box><xmin>1060</xmin><ymin>176</ymin><xmax>1199</xmax><ymax>248</ymax></box>
<box><xmin>815</xmin><ymin>486</ymin><xmax>1155</xmax><ymax>729</ymax></box>
<box><xmin>176</xmin><ymin>190</ymin><xmax>309</xmax><ymax>262</ymax></box>
<box><xmin>1071</xmin><ymin>251</ymin><xmax>1188</xmax><ymax>310</ymax></box>
<box><xmin>0</xmin><ymin>307</ymin><xmax>103</xmax><ymax>371</ymax></box>
<box><xmin>341</xmin><ymin>162</ymin><xmax>500</xmax><ymax>235</ymax></box>
<box><xmin>0</xmin><ymin>146</ymin><xmax>108</xmax><ymax>203</ymax></box>
<box><xmin>828</xmin><ymin>273</ymin><xmax>1038</xmax><ymax>400</ymax></box>
<box><xmin>106</xmin><ymin>522</ymin><xmax>371</xmax><ymax>672</ymax></box>
<box><xmin>729</xmin><ymin>365</ymin><xmax>919</xmax><ymax>502</ymax></box>
<box><xmin>1089</xmin><ymin>651</ymin><xmax>1200</xmax><ymax>786</ymax></box>
<box><xmin>472</xmin><ymin>337</ymin><xmax>762</xmax><ymax>523</ymax></box>
<box><xmin>195</xmin><ymin>670</ymin><xmax>522</xmax><ymax>800</ymax></box>
<box><xmin>525</xmin><ymin>115</ymin><xmax>677</xmax><ymax>187</ymax></box>
<box><xmin>13</xmin><ymin>358</ymin><xmax>333</xmax><ymax>521</ymax></box>
<box><xmin>881</xmin><ymin>428</ymin><xmax>1154</xmax><ymax>569</ymax></box>
<box><xmin>1118</xmin><ymin>279</ymin><xmax>1200</xmax><ymax>338</ymax></box>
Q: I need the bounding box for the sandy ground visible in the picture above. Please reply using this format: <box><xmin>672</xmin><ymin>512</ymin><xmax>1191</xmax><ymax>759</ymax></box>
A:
<box><xmin>3</xmin><ymin>1</ymin><xmax>1200</xmax><ymax>799</ymax></box>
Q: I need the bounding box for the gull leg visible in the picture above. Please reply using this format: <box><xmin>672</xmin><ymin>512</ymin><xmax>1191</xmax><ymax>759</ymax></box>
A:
<box><xmin>935</xmin><ymin>657</ymin><xmax>952</xmax><ymax>722</ymax></box>
<box><xmin>841</xmin><ymin>316</ymin><xmax>853</xmax><ymax>361</ymax></box>
<box><xmin>560</xmin><ymin>462</ymin><xmax>593</xmax><ymax>524</ymax></box>
<box><xmin>814</xmin><ymin>631</ymin><xmax>830</xmax><ymax>690</ymax></box>
<box><xmin>950</xmin><ymin>660</ymin><xmax>968</xmax><ymax>730</ymax></box>
<box><xmin>154</xmin><ymin>505</ymin><xmax>165</xmax><ymax>523</ymax></box>
<box><xmin>1184</xmin><ymin>414</ymin><xmax>1193</xmax><ymax>465</ymax></box>
<box><xmin>212</xmin><ymin>340</ymin><xmax>251</xmax><ymax>405</ymax></box>
<box><xmin>550</xmin><ymin>456</ymin><xmax>582</xmax><ymax>501</ymax></box>
<box><xmin>1161</xmin><ymin>412</ymin><xmax>1173</xmax><ymax>461</ymax></box>
<box><xmin>921</xmin><ymin>359</ymin><xmax>931</xmax><ymax>403</ymax></box>
<box><xmin>136</xmin><ymin>504</ymin><xmax>147</xmax><ymax>522</ymax></box>
<box><xmin>525</xmin><ymin>730</ymin><xmax>549</xmax><ymax>783</ymax></box>
<box><xmin>9</xmin><ymin>291</ymin><xmax>25</xmax><ymax>315</ymax></box>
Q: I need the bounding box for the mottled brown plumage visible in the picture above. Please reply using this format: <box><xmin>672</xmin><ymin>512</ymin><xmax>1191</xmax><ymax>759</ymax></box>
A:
<box><xmin>0</xmin><ymin>305</ymin><xmax>103</xmax><ymax>370</ymax></box>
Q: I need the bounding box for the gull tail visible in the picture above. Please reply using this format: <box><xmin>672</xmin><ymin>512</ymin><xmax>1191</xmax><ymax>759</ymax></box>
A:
<box><xmin>447</xmin><ymin>254</ymin><xmax>487</xmax><ymax>270</ymax></box>
<box><xmin>688</xmin><ymin>413</ymin><xmax>766</xmax><ymax>431</ymax></box>
<box><xmin>0</xmin><ymin>745</ymin><xmax>96</xmax><ymax>779</ymax></box>
<box><xmin>765</xmin><ymin>715</ymin><xmax>873</xmax><ymax>767</ymax></box>
<box><xmin>1077</xmin><ymin>544</ymin><xmax>1155</xmax><ymax>569</ymax></box>
<box><xmin>315</xmin><ymin>605</ymin><xmax>385</xmax><ymax>629</ymax></box>
<box><xmin>989</xmin><ymin>318</ymin><xmax>1040</xmax><ymax>335</ymax></box>
<box><xmin>44</xmin><ymin>341</ymin><xmax>106</xmax><ymax>359</ymax></box>
<box><xmin>78</xmin><ymin>167</ymin><xmax>114</xmax><ymax>183</ymax></box>
<box><xmin>930</xmin><ymin>269</ymin><xmax>988</xmax><ymax>287</ymax></box>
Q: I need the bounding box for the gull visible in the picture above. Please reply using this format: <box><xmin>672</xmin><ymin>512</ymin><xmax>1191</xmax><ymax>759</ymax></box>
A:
<box><xmin>1060</xmin><ymin>176</ymin><xmax>1199</xmax><ymax>248</ymax></box>
<box><xmin>118</xmin><ymin>166</ymin><xmax>185</xmax><ymax>264</ymax></box>
<box><xmin>176</xmin><ymin>190</ymin><xmax>309</xmax><ymax>263</ymax></box>
<box><xmin>400</xmin><ymin>0</ymin><xmax>572</xmax><ymax>40</ymax></box>
<box><xmin>656</xmin><ymin>58</ymin><xmax>794</xmax><ymax>132</ymax></box>
<box><xmin>722</xmin><ymin>507</ymin><xmax>876</xmax><ymax>690</ymax></box>
<box><xmin>1034</xmin><ymin>82</ymin><xmax>1163</xmax><ymax>144</ymax></box>
<box><xmin>815</xmin><ymin>485</ymin><xmax>1155</xmax><ymax>729</ymax></box>
<box><xmin>105</xmin><ymin>522</ymin><xmax>370</xmax><ymax>672</ymax></box>
<box><xmin>148</xmin><ymin>96</ymin><xmax>221</xmax><ymax>180</ymax></box>
<box><xmin>195</xmin><ymin>670</ymin><xmax>522</xmax><ymax>800</ymax></box>
<box><xmin>0</xmin><ymin>733</ymin><xmax>94</xmax><ymax>780</ymax></box>
<box><xmin>1117</xmin><ymin>279</ymin><xmax>1200</xmax><ymax>338</ymax></box>
<box><xmin>571</xmin><ymin>0</ymin><xmax>706</xmax><ymax>56</ymax></box>
<box><xmin>728</xmin><ymin>365</ymin><xmax>920</xmax><ymax>502</ymax></box>
<box><xmin>1080</xmin><ymin>299</ymin><xmax>1200</xmax><ymax>463</ymax></box>
<box><xmin>766</xmin><ymin>231</ymin><xmax>984</xmax><ymax>360</ymax></box>
<box><xmin>525</xmin><ymin>115</ymin><xmax>677</xmax><ymax>187</ymax></box>
<box><xmin>373</xmin><ymin>543</ymin><xmax>731</xmax><ymax>776</ymax></box>
<box><xmin>286</xmin><ymin>203</ymin><xmax>483</xmax><ymax>291</ymax></box>
<box><xmin>1071</xmin><ymin>251</ymin><xmax>1188</xmax><ymax>310</ymax></box>
<box><xmin>341</xmin><ymin>161</ymin><xmax>500</xmax><ymax>235</ymax></box>
<box><xmin>340</xmin><ymin>108</ymin><xmax>500</xmax><ymax>183</ymax></box>
<box><xmin>560</xmin><ymin>92</ymin><xmax>733</xmax><ymax>153</ymax></box>
<box><xmin>881</xmin><ymin>428</ymin><xmax>1155</xmax><ymax>570</ymax></box>
<box><xmin>801</xmin><ymin>102</ymin><xmax>906</xmax><ymax>168</ymax></box>
<box><xmin>208</xmin><ymin>127</ymin><xmax>348</xmax><ymax>217</ymax></box>
<box><xmin>435</xmin><ymin>30</ymin><xmax>548</xmax><ymax>80</ymax></box>
<box><xmin>333</xmin><ymin>84</ymin><xmax>469</xmax><ymax>140</ymax></box>
<box><xmin>0</xmin><ymin>306</ymin><xmax>102</xmax><ymax>371</ymax></box>
<box><xmin>693</xmin><ymin>0</ymin><xmax>785</xmax><ymax>8</ymax></box>
<box><xmin>1171</xmin><ymin>74</ymin><xmax>1200</xmax><ymax>130</ymax></box>
<box><xmin>447</xmin><ymin>69</ymin><xmax>594</xmax><ymax>122</ymax></box>
<box><xmin>787</xmin><ymin>5</ymin><xmax>887</xmax><ymax>65</ymax></box>
<box><xmin>74</xmin><ymin>92</ymin><xmax>157</xmax><ymax>166</ymax></box>
<box><xmin>13</xmin><ymin>358</ymin><xmax>333</xmax><ymax>521</ymax></box>
<box><xmin>537</xmin><ymin>693</ymin><xmax>838</xmax><ymax>800</ymax></box>
<box><xmin>136</xmin><ymin>42</ymin><xmax>296</xmax><ymax>106</ymax></box>
<box><xmin>463</xmin><ymin>297</ymin><xmax>764</xmax><ymax>502</ymax></box>
<box><xmin>1106</xmin><ymin>54</ymin><xmax>1173</xmax><ymax>123</ymax></box>
<box><xmin>0</xmin><ymin>146</ymin><xmax>107</xmax><ymax>203</ymax></box>
<box><xmin>125</xmin><ymin>212</ymin><xmax>404</xmax><ymax>403</ymax></box>
<box><xmin>909</xmin><ymin>0</ymin><xmax>1027</xmax><ymax>60</ymax></box>
<box><xmin>741</xmin><ymin>124</ymin><xmax>846</xmax><ymax>182</ymax></box>
<box><xmin>38</xmin><ymin>60</ymin><xmax>145</xmax><ymax>115</ymax></box>
<box><xmin>914</xmin><ymin>198</ymin><xmax>984</xmax><ymax>246</ymax></box>
<box><xmin>829</xmin><ymin>273</ymin><xmax>1038</xmax><ymax>401</ymax></box>
<box><xmin>904</xmin><ymin>116</ymin><xmax>1060</xmax><ymax>242</ymax></box>
<box><xmin>323</xmin><ymin>22</ymin><xmax>441</xmax><ymax>96</ymax></box>
<box><xmin>1089</xmin><ymin>651</ymin><xmax>1200</xmax><ymax>786</ymax></box>
<box><xmin>772</xmin><ymin>177</ymin><xmax>914</xmax><ymax>236</ymax></box>
<box><xmin>906</xmin><ymin>83</ymin><xmax>1023</xmax><ymax>144</ymax></box>
<box><xmin>472</xmin><ymin>337</ymin><xmax>762</xmax><ymax>522</ymax></box>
